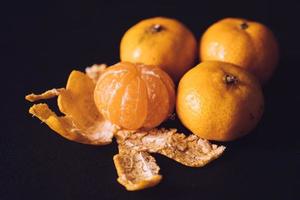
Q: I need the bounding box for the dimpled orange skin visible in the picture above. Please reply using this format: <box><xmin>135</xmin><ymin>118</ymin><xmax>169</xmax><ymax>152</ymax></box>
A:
<box><xmin>176</xmin><ymin>61</ymin><xmax>264</xmax><ymax>141</ymax></box>
<box><xmin>200</xmin><ymin>18</ymin><xmax>279</xmax><ymax>84</ymax></box>
<box><xmin>120</xmin><ymin>17</ymin><xmax>197</xmax><ymax>83</ymax></box>
<box><xmin>94</xmin><ymin>62</ymin><xmax>175</xmax><ymax>130</ymax></box>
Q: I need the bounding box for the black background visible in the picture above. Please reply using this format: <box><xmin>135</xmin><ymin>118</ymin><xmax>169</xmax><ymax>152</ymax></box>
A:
<box><xmin>2</xmin><ymin>0</ymin><xmax>300</xmax><ymax>199</ymax></box>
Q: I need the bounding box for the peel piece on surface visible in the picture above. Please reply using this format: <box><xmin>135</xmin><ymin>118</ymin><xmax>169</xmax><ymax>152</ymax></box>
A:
<box><xmin>29</xmin><ymin>103</ymin><xmax>93</xmax><ymax>144</ymax></box>
<box><xmin>116</xmin><ymin>128</ymin><xmax>225</xmax><ymax>167</ymax></box>
<box><xmin>26</xmin><ymin>70</ymin><xmax>118</xmax><ymax>145</ymax></box>
<box><xmin>113</xmin><ymin>145</ymin><xmax>162</xmax><ymax>191</ymax></box>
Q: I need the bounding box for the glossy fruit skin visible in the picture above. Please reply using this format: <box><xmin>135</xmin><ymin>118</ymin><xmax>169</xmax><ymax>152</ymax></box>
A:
<box><xmin>176</xmin><ymin>61</ymin><xmax>264</xmax><ymax>141</ymax></box>
<box><xmin>94</xmin><ymin>62</ymin><xmax>175</xmax><ymax>130</ymax></box>
<box><xmin>200</xmin><ymin>18</ymin><xmax>279</xmax><ymax>84</ymax></box>
<box><xmin>120</xmin><ymin>17</ymin><xmax>197</xmax><ymax>83</ymax></box>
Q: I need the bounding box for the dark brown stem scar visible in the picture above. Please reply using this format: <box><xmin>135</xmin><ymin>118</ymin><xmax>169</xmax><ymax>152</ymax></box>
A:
<box><xmin>223</xmin><ymin>74</ymin><xmax>239</xmax><ymax>85</ymax></box>
<box><xmin>240</xmin><ymin>22</ymin><xmax>249</xmax><ymax>30</ymax></box>
<box><xmin>150</xmin><ymin>24</ymin><xmax>164</xmax><ymax>33</ymax></box>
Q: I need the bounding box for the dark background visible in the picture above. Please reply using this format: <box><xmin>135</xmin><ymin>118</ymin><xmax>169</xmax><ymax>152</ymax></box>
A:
<box><xmin>2</xmin><ymin>0</ymin><xmax>300</xmax><ymax>199</ymax></box>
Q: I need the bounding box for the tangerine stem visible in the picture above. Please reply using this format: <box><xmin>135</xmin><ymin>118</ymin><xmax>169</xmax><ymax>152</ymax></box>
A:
<box><xmin>240</xmin><ymin>22</ymin><xmax>249</xmax><ymax>30</ymax></box>
<box><xmin>150</xmin><ymin>24</ymin><xmax>164</xmax><ymax>33</ymax></box>
<box><xmin>224</xmin><ymin>74</ymin><xmax>238</xmax><ymax>85</ymax></box>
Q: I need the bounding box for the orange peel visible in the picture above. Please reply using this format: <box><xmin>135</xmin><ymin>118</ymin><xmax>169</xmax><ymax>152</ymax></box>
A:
<box><xmin>26</xmin><ymin>88</ymin><xmax>64</xmax><ymax>102</ymax></box>
<box><xmin>114</xmin><ymin>147</ymin><xmax>162</xmax><ymax>191</ymax></box>
<box><xmin>26</xmin><ymin>69</ymin><xmax>119</xmax><ymax>145</ymax></box>
<box><xmin>85</xmin><ymin>63</ymin><xmax>107</xmax><ymax>83</ymax></box>
<box><xmin>115</xmin><ymin>129</ymin><xmax>225</xmax><ymax>168</ymax></box>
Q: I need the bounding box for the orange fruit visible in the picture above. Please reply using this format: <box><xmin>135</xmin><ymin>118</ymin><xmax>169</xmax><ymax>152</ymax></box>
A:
<box><xmin>94</xmin><ymin>62</ymin><xmax>175</xmax><ymax>130</ymax></box>
<box><xmin>120</xmin><ymin>17</ymin><xmax>197</xmax><ymax>83</ymax></box>
<box><xmin>200</xmin><ymin>18</ymin><xmax>279</xmax><ymax>84</ymax></box>
<box><xmin>176</xmin><ymin>61</ymin><xmax>264</xmax><ymax>141</ymax></box>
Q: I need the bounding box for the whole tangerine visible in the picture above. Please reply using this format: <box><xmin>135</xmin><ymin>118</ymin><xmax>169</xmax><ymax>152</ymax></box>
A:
<box><xmin>120</xmin><ymin>17</ymin><xmax>197</xmax><ymax>83</ymax></box>
<box><xmin>200</xmin><ymin>18</ymin><xmax>279</xmax><ymax>84</ymax></box>
<box><xmin>176</xmin><ymin>61</ymin><xmax>264</xmax><ymax>141</ymax></box>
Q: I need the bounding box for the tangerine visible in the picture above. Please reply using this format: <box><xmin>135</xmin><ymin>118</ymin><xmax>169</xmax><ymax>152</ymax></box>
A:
<box><xmin>94</xmin><ymin>62</ymin><xmax>175</xmax><ymax>130</ymax></box>
<box><xmin>176</xmin><ymin>61</ymin><xmax>264</xmax><ymax>141</ymax></box>
<box><xmin>200</xmin><ymin>18</ymin><xmax>279</xmax><ymax>84</ymax></box>
<box><xmin>120</xmin><ymin>17</ymin><xmax>197</xmax><ymax>82</ymax></box>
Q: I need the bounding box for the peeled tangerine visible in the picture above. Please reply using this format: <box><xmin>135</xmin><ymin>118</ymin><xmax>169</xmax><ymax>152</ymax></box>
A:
<box><xmin>94</xmin><ymin>62</ymin><xmax>175</xmax><ymax>130</ymax></box>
